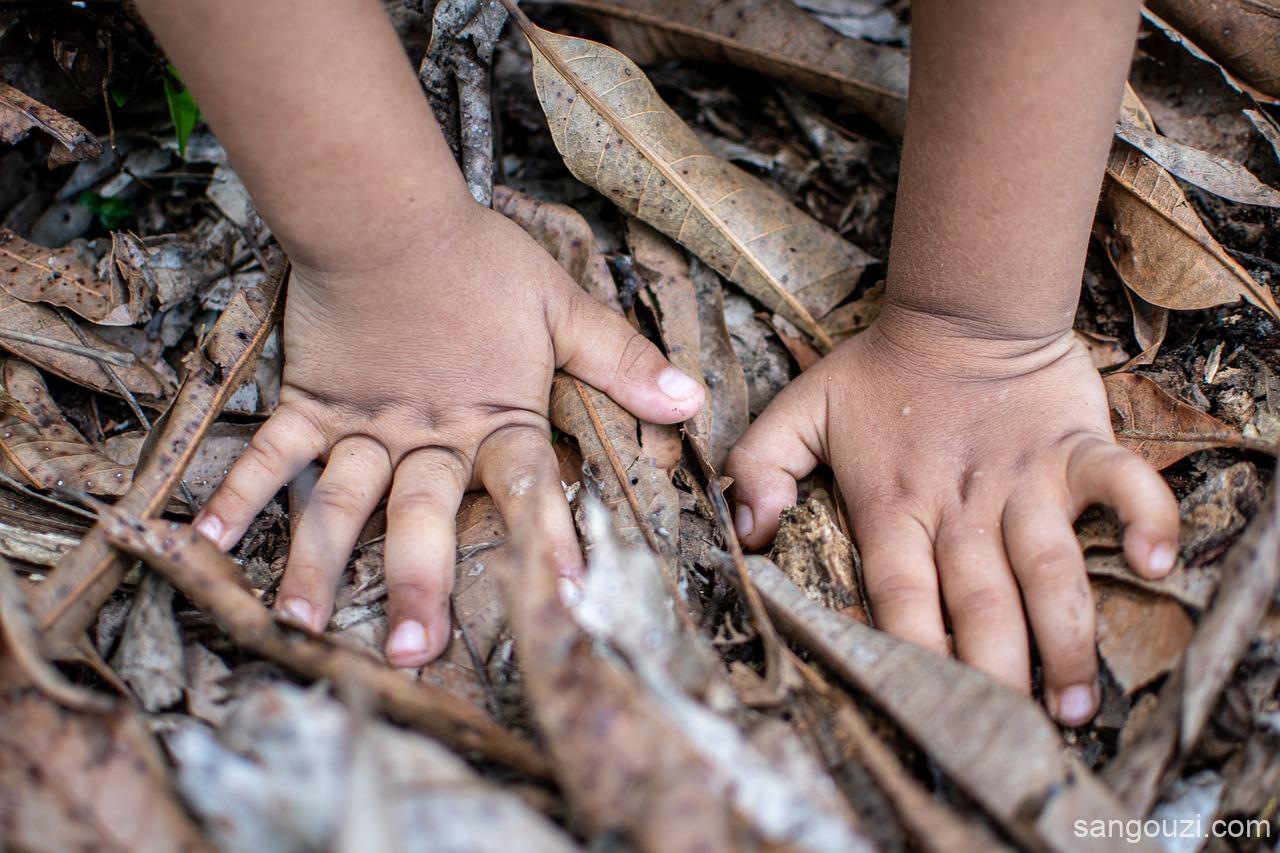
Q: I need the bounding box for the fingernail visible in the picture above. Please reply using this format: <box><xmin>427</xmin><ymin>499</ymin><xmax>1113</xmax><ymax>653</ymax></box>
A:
<box><xmin>734</xmin><ymin>504</ymin><xmax>754</xmax><ymax>538</ymax></box>
<box><xmin>278</xmin><ymin>596</ymin><xmax>314</xmax><ymax>629</ymax></box>
<box><xmin>1148</xmin><ymin>542</ymin><xmax>1176</xmax><ymax>575</ymax></box>
<box><xmin>1053</xmin><ymin>684</ymin><xmax>1097</xmax><ymax>726</ymax></box>
<box><xmin>387</xmin><ymin>619</ymin><xmax>428</xmax><ymax>661</ymax></box>
<box><xmin>657</xmin><ymin>367</ymin><xmax>700</xmax><ymax>401</ymax></box>
<box><xmin>195</xmin><ymin>515</ymin><xmax>224</xmax><ymax>547</ymax></box>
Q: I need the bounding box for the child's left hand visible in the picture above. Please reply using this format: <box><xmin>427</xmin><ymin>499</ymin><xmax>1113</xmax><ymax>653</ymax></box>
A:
<box><xmin>725</xmin><ymin>303</ymin><xmax>1180</xmax><ymax>725</ymax></box>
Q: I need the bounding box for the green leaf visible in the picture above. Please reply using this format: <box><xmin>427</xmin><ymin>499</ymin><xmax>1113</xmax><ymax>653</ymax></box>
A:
<box><xmin>162</xmin><ymin>64</ymin><xmax>201</xmax><ymax>158</ymax></box>
<box><xmin>77</xmin><ymin>191</ymin><xmax>134</xmax><ymax>230</ymax></box>
<box><xmin>109</xmin><ymin>85</ymin><xmax>129</xmax><ymax>108</ymax></box>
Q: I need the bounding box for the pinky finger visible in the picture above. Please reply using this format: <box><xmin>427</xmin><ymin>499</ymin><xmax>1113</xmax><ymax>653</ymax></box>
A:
<box><xmin>1066</xmin><ymin>437</ymin><xmax>1180</xmax><ymax>579</ymax></box>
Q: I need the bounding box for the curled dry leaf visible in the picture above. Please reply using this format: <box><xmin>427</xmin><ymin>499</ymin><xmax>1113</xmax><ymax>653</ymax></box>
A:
<box><xmin>28</xmin><ymin>260</ymin><xmax>286</xmax><ymax>653</ymax></box>
<box><xmin>493</xmin><ymin>184</ymin><xmax>620</xmax><ymax>309</ymax></box>
<box><xmin>556</xmin><ymin>0</ymin><xmax>909</xmax><ymax>135</ymax></box>
<box><xmin>507</xmin><ymin>4</ymin><xmax>873</xmax><ymax>350</ymax></box>
<box><xmin>1103</xmin><ymin>372</ymin><xmax>1271</xmax><ymax>469</ymax></box>
<box><xmin>748</xmin><ymin>556</ymin><xmax>1154</xmax><ymax>853</ymax></box>
<box><xmin>1105</xmin><ymin>485</ymin><xmax>1280</xmax><ymax>815</ymax></box>
<box><xmin>1119</xmin><ymin>287</ymin><xmax>1169</xmax><ymax>369</ymax></box>
<box><xmin>96</xmin><ymin>508</ymin><xmax>547</xmax><ymax>777</ymax></box>
<box><xmin>0</xmin><ymin>81</ymin><xmax>102</xmax><ymax>167</ymax></box>
<box><xmin>0</xmin><ymin>681</ymin><xmax>211</xmax><ymax>853</ymax></box>
<box><xmin>0</xmin><ymin>229</ymin><xmax>150</xmax><ymax>325</ymax></box>
<box><xmin>1094</xmin><ymin>580</ymin><xmax>1195</xmax><ymax>695</ymax></box>
<box><xmin>1147</xmin><ymin>0</ymin><xmax>1280</xmax><ymax>99</ymax></box>
<box><xmin>1103</xmin><ymin>141</ymin><xmax>1280</xmax><ymax>320</ymax></box>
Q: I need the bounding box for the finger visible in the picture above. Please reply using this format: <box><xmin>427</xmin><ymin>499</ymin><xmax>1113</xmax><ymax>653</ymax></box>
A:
<box><xmin>195</xmin><ymin>407</ymin><xmax>327</xmax><ymax>550</ymax></box>
<box><xmin>550</xmin><ymin>290</ymin><xmax>705</xmax><ymax>424</ymax></box>
<box><xmin>382</xmin><ymin>447</ymin><xmax>469</xmax><ymax>668</ymax></box>
<box><xmin>724</xmin><ymin>383</ymin><xmax>823</xmax><ymax>549</ymax></box>
<box><xmin>276</xmin><ymin>436</ymin><xmax>391</xmax><ymax>633</ymax></box>
<box><xmin>935</xmin><ymin>518</ymin><xmax>1030</xmax><ymax>694</ymax></box>
<box><xmin>476</xmin><ymin>425</ymin><xmax>583</xmax><ymax>577</ymax></box>
<box><xmin>855</xmin><ymin>510</ymin><xmax>949</xmax><ymax>655</ymax></box>
<box><xmin>1067</xmin><ymin>437</ymin><xmax>1180</xmax><ymax>579</ymax></box>
<box><xmin>1003</xmin><ymin>490</ymin><xmax>1098</xmax><ymax>726</ymax></box>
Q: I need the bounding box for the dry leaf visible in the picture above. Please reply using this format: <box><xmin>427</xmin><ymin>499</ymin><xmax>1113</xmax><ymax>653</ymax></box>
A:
<box><xmin>692</xmin><ymin>258</ymin><xmax>749</xmax><ymax>466</ymax></box>
<box><xmin>1147</xmin><ymin>0</ymin><xmax>1280</xmax><ymax>99</ymax></box>
<box><xmin>493</xmin><ymin>184</ymin><xmax>620</xmax><ymax>309</ymax></box>
<box><xmin>28</xmin><ymin>260</ymin><xmax>286</xmax><ymax>653</ymax></box>
<box><xmin>110</xmin><ymin>572</ymin><xmax>186</xmax><ymax>712</ymax></box>
<box><xmin>0</xmin><ymin>358</ymin><xmax>133</xmax><ymax>495</ymax></box>
<box><xmin>749</xmin><ymin>556</ymin><xmax>1153</xmax><ymax>852</ymax></box>
<box><xmin>1103</xmin><ymin>142</ymin><xmax>1280</xmax><ymax>320</ymax></box>
<box><xmin>556</xmin><ymin>0</ymin><xmax>909</xmax><ymax>135</ymax></box>
<box><xmin>1114</xmin><ymin>126</ymin><xmax>1280</xmax><ymax>207</ymax></box>
<box><xmin>509</xmin><ymin>6</ymin><xmax>873</xmax><ymax>349</ymax></box>
<box><xmin>103</xmin><ymin>422</ymin><xmax>256</xmax><ymax>509</ymax></box>
<box><xmin>0</xmin><ymin>229</ymin><xmax>150</xmax><ymax>325</ymax></box>
<box><xmin>1104</xmin><ymin>372</ymin><xmax>1270</xmax><ymax>469</ymax></box>
<box><xmin>97</xmin><ymin>507</ymin><xmax>547</xmax><ymax>777</ymax></box>
<box><xmin>0</xmin><ymin>682</ymin><xmax>211</xmax><ymax>852</ymax></box>
<box><xmin>0</xmin><ymin>488</ymin><xmax>86</xmax><ymax>567</ymax></box>
<box><xmin>0</xmin><ymin>81</ymin><xmax>102</xmax><ymax>167</ymax></box>
<box><xmin>1094</xmin><ymin>580</ymin><xmax>1195</xmax><ymax>695</ymax></box>
<box><xmin>1119</xmin><ymin>287</ymin><xmax>1169</xmax><ymax>369</ymax></box>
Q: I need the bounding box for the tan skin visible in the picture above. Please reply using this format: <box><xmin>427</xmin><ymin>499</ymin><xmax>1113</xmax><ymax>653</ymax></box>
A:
<box><xmin>138</xmin><ymin>0</ymin><xmax>1179</xmax><ymax>725</ymax></box>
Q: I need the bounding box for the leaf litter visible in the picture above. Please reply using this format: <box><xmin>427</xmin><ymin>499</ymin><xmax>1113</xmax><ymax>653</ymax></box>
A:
<box><xmin>0</xmin><ymin>2</ymin><xmax>1279</xmax><ymax>851</ymax></box>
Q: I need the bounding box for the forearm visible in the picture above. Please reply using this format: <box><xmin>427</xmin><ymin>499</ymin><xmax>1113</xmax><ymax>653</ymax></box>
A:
<box><xmin>884</xmin><ymin>0</ymin><xmax>1140</xmax><ymax>341</ymax></box>
<box><xmin>134</xmin><ymin>0</ymin><xmax>470</xmax><ymax>273</ymax></box>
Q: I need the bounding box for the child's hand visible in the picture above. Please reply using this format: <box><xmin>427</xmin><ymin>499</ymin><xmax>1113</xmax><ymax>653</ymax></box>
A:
<box><xmin>194</xmin><ymin>200</ymin><xmax>704</xmax><ymax>666</ymax></box>
<box><xmin>726</xmin><ymin>305</ymin><xmax>1179</xmax><ymax>724</ymax></box>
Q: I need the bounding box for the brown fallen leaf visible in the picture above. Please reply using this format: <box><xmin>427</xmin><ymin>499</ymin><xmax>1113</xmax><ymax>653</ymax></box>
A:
<box><xmin>110</xmin><ymin>571</ymin><xmax>185</xmax><ymax>713</ymax></box>
<box><xmin>555</xmin><ymin>0</ymin><xmax>909</xmax><ymax>135</ymax></box>
<box><xmin>1103</xmin><ymin>372</ymin><xmax>1271</xmax><ymax>469</ymax></box>
<box><xmin>1103</xmin><ymin>141</ymin><xmax>1280</xmax><ymax>320</ymax></box>
<box><xmin>28</xmin><ymin>259</ymin><xmax>286</xmax><ymax>654</ymax></box>
<box><xmin>627</xmin><ymin>218</ymin><xmax>714</xmax><ymax>454</ymax></box>
<box><xmin>1105</xmin><ymin>483</ymin><xmax>1280</xmax><ymax>815</ymax></box>
<box><xmin>1114</xmin><ymin>125</ymin><xmax>1280</xmax><ymax>208</ymax></box>
<box><xmin>0</xmin><ymin>677</ymin><xmax>211</xmax><ymax>852</ymax></box>
<box><xmin>96</xmin><ymin>507</ymin><xmax>547</xmax><ymax>777</ymax></box>
<box><xmin>1094</xmin><ymin>580</ymin><xmax>1195</xmax><ymax>695</ymax></box>
<box><xmin>493</xmin><ymin>184</ymin><xmax>620</xmax><ymax>309</ymax></box>
<box><xmin>692</xmin><ymin>258</ymin><xmax>749</xmax><ymax>467</ymax></box>
<box><xmin>0</xmin><ymin>229</ymin><xmax>150</xmax><ymax>325</ymax></box>
<box><xmin>0</xmin><ymin>289</ymin><xmax>172</xmax><ymax>401</ymax></box>
<box><xmin>1147</xmin><ymin>0</ymin><xmax>1280</xmax><ymax>99</ymax></box>
<box><xmin>102</xmin><ymin>422</ymin><xmax>256</xmax><ymax>509</ymax></box>
<box><xmin>506</xmin><ymin>3</ymin><xmax>874</xmax><ymax>350</ymax></box>
<box><xmin>0</xmin><ymin>358</ymin><xmax>133</xmax><ymax>496</ymax></box>
<box><xmin>0</xmin><ymin>488</ymin><xmax>87</xmax><ymax>567</ymax></box>
<box><xmin>1118</xmin><ymin>287</ymin><xmax>1169</xmax><ymax>369</ymax></box>
<box><xmin>748</xmin><ymin>556</ymin><xmax>1154</xmax><ymax>852</ymax></box>
<box><xmin>0</xmin><ymin>81</ymin><xmax>102</xmax><ymax>167</ymax></box>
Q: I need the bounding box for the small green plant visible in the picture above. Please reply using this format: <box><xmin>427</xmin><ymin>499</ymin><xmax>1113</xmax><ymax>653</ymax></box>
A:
<box><xmin>77</xmin><ymin>191</ymin><xmax>134</xmax><ymax>230</ymax></box>
<box><xmin>162</xmin><ymin>63</ymin><xmax>201</xmax><ymax>158</ymax></box>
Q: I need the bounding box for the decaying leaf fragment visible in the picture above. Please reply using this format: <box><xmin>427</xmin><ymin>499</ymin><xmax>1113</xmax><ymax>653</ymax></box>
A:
<box><xmin>749</xmin><ymin>557</ymin><xmax>1154</xmax><ymax>852</ymax></box>
<box><xmin>0</xmin><ymin>81</ymin><xmax>102</xmax><ymax>167</ymax></box>
<box><xmin>29</xmin><ymin>260</ymin><xmax>286</xmax><ymax>653</ymax></box>
<box><xmin>1147</xmin><ymin>0</ymin><xmax>1280</xmax><ymax>98</ymax></box>
<box><xmin>556</xmin><ymin>0</ymin><xmax>909</xmax><ymax>135</ymax></box>
<box><xmin>0</xmin><ymin>229</ymin><xmax>151</xmax><ymax>325</ymax></box>
<box><xmin>1104</xmin><ymin>372</ymin><xmax>1270</xmax><ymax>469</ymax></box>
<box><xmin>96</xmin><ymin>508</ymin><xmax>547</xmax><ymax>777</ymax></box>
<box><xmin>506</xmin><ymin>3</ymin><xmax>874</xmax><ymax>350</ymax></box>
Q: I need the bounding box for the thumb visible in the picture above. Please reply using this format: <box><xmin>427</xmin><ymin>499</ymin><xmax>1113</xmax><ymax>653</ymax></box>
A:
<box><xmin>551</xmin><ymin>290</ymin><xmax>704</xmax><ymax>424</ymax></box>
<box><xmin>724</xmin><ymin>382</ymin><xmax>824</xmax><ymax>549</ymax></box>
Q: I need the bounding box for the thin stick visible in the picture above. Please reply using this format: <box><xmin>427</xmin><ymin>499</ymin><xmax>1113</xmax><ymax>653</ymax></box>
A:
<box><xmin>0</xmin><ymin>327</ymin><xmax>136</xmax><ymax>367</ymax></box>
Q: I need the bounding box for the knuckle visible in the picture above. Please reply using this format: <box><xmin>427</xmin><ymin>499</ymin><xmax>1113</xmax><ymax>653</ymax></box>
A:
<box><xmin>310</xmin><ymin>481</ymin><xmax>366</xmax><ymax>516</ymax></box>
<box><xmin>613</xmin><ymin>332</ymin><xmax>656</xmax><ymax>385</ymax></box>
<box><xmin>1017</xmin><ymin>546</ymin><xmax>1080</xmax><ymax>587</ymax></box>
<box><xmin>868</xmin><ymin>572</ymin><xmax>934</xmax><ymax>610</ymax></box>
<box><xmin>387</xmin><ymin>489</ymin><xmax>445</xmax><ymax>520</ymax></box>
<box><xmin>387</xmin><ymin>577</ymin><xmax>449</xmax><ymax>605</ymax></box>
<box><xmin>244</xmin><ymin>433</ymin><xmax>291</xmax><ymax>478</ymax></box>
<box><xmin>948</xmin><ymin>583</ymin><xmax>1017</xmax><ymax>622</ymax></box>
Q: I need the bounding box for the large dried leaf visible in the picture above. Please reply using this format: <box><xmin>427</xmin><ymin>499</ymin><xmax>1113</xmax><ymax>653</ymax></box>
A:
<box><xmin>0</xmin><ymin>681</ymin><xmax>211</xmax><ymax>852</ymax></box>
<box><xmin>0</xmin><ymin>229</ymin><xmax>150</xmax><ymax>324</ymax></box>
<box><xmin>0</xmin><ymin>358</ymin><xmax>133</xmax><ymax>495</ymax></box>
<box><xmin>0</xmin><ymin>81</ymin><xmax>102</xmax><ymax>167</ymax></box>
<box><xmin>0</xmin><ymin>288</ymin><xmax>172</xmax><ymax>401</ymax></box>
<box><xmin>555</xmin><ymin>0</ymin><xmax>908</xmax><ymax>134</ymax></box>
<box><xmin>1105</xmin><ymin>484</ymin><xmax>1280</xmax><ymax>814</ymax></box>
<box><xmin>1103</xmin><ymin>141</ymin><xmax>1280</xmax><ymax>320</ymax></box>
<box><xmin>748</xmin><ymin>557</ymin><xmax>1153</xmax><ymax>852</ymax></box>
<box><xmin>1147</xmin><ymin>0</ymin><xmax>1280</xmax><ymax>98</ymax></box>
<box><xmin>510</xmin><ymin>8</ymin><xmax>873</xmax><ymax>349</ymax></box>
<box><xmin>1103</xmin><ymin>372</ymin><xmax>1270</xmax><ymax>469</ymax></box>
<box><xmin>692</xmin><ymin>258</ymin><xmax>749</xmax><ymax>467</ymax></box>
<box><xmin>97</xmin><ymin>508</ymin><xmax>547</xmax><ymax>777</ymax></box>
<box><xmin>28</xmin><ymin>261</ymin><xmax>286</xmax><ymax>652</ymax></box>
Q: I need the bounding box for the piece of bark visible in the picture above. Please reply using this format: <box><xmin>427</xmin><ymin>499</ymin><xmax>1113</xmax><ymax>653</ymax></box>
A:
<box><xmin>1094</xmin><ymin>581</ymin><xmax>1195</xmax><ymax>695</ymax></box>
<box><xmin>0</xmin><ymin>81</ymin><xmax>102</xmax><ymax>167</ymax></box>
<box><xmin>770</xmin><ymin>498</ymin><xmax>865</xmax><ymax>620</ymax></box>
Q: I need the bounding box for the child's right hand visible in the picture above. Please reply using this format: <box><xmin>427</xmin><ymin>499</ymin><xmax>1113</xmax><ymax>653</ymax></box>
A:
<box><xmin>194</xmin><ymin>198</ymin><xmax>704</xmax><ymax>667</ymax></box>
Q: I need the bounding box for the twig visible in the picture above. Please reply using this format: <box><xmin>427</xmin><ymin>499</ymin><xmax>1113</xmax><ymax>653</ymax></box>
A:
<box><xmin>0</xmin><ymin>327</ymin><xmax>136</xmax><ymax>367</ymax></box>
